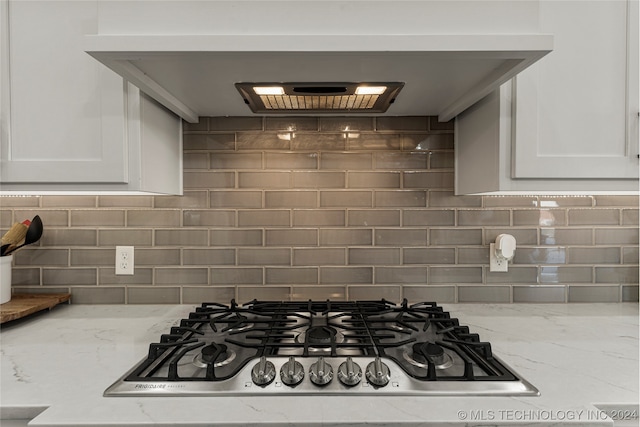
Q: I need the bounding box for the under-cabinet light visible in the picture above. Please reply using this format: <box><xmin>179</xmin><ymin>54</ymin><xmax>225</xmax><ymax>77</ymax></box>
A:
<box><xmin>253</xmin><ymin>86</ymin><xmax>285</xmax><ymax>95</ymax></box>
<box><xmin>354</xmin><ymin>86</ymin><xmax>387</xmax><ymax>95</ymax></box>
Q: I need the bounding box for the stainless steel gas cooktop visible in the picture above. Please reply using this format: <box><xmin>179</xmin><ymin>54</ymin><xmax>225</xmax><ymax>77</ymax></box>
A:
<box><xmin>104</xmin><ymin>299</ymin><xmax>539</xmax><ymax>396</ymax></box>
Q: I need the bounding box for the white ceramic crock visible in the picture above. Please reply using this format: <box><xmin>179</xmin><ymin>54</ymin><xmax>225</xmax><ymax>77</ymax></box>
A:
<box><xmin>0</xmin><ymin>254</ymin><xmax>13</xmax><ymax>304</ymax></box>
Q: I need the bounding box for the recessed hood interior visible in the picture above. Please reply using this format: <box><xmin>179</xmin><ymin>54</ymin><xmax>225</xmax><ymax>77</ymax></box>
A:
<box><xmin>236</xmin><ymin>82</ymin><xmax>405</xmax><ymax>114</ymax></box>
<box><xmin>85</xmin><ymin>34</ymin><xmax>552</xmax><ymax>123</ymax></box>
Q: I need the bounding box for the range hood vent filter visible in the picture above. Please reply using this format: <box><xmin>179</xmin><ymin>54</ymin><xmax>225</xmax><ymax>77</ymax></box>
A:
<box><xmin>236</xmin><ymin>82</ymin><xmax>404</xmax><ymax>114</ymax></box>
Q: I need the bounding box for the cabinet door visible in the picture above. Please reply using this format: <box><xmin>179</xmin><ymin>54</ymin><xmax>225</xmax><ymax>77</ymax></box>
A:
<box><xmin>513</xmin><ymin>0</ymin><xmax>639</xmax><ymax>179</ymax></box>
<box><xmin>0</xmin><ymin>0</ymin><xmax>127</xmax><ymax>184</ymax></box>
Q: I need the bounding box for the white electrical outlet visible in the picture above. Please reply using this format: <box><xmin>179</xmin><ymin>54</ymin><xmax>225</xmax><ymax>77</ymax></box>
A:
<box><xmin>115</xmin><ymin>246</ymin><xmax>135</xmax><ymax>275</ymax></box>
<box><xmin>489</xmin><ymin>243</ymin><xmax>508</xmax><ymax>272</ymax></box>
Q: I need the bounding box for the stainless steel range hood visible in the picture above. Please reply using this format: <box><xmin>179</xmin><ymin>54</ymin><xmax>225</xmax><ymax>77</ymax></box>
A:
<box><xmin>85</xmin><ymin>34</ymin><xmax>552</xmax><ymax>123</ymax></box>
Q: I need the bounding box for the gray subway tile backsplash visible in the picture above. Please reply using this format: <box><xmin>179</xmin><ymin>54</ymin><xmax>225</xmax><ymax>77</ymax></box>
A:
<box><xmin>210</xmin><ymin>267</ymin><xmax>263</xmax><ymax>285</ymax></box>
<box><xmin>4</xmin><ymin>116</ymin><xmax>637</xmax><ymax>304</ymax></box>
<box><xmin>155</xmin><ymin>229</ymin><xmax>209</xmax><ymax>246</ymax></box>
<box><xmin>184</xmin><ymin>171</ymin><xmax>235</xmax><ymax>189</ymax></box>
<box><xmin>568</xmin><ymin>285</ymin><xmax>620</xmax><ymax>303</ymax></box>
<box><xmin>595</xmin><ymin>228</ymin><xmax>639</xmax><ymax>245</ymax></box>
<box><xmin>265</xmin><ymin>152</ymin><xmax>318</xmax><ymax>170</ymax></box>
<box><xmin>266</xmin><ymin>229</ymin><xmax>317</xmax><ymax>246</ymax></box>
<box><xmin>402</xmin><ymin>209</ymin><xmax>454</xmax><ymax>225</ymax></box>
<box><xmin>265</xmin><ymin>117</ymin><xmax>318</xmax><ymax>131</ymax></box>
<box><xmin>320</xmin><ymin>191</ymin><xmax>372</xmax><ymax>208</ymax></box>
<box><xmin>347</xmin><ymin>210</ymin><xmax>400</xmax><ymax>226</ymax></box>
<box><xmin>430</xmin><ymin>228</ymin><xmax>483</xmax><ymax>245</ymax></box>
<box><xmin>183</xmin><ymin>133</ymin><xmax>236</xmax><ymax>150</ymax></box>
<box><xmin>265</xmin><ymin>191</ymin><xmax>317</xmax><ymax>209</ymax></box>
<box><xmin>403</xmin><ymin>171</ymin><xmax>454</xmax><ymax>189</ymax></box>
<box><xmin>403</xmin><ymin>248</ymin><xmax>456</xmax><ymax>265</ymax></box>
<box><xmin>291</xmin><ymin>286</ymin><xmax>346</xmax><ymax>301</ymax></box>
<box><xmin>265</xmin><ymin>267</ymin><xmax>318</xmax><ymax>284</ymax></box>
<box><xmin>154</xmin><ymin>191</ymin><xmax>208</xmax><ymax>209</ymax></box>
<box><xmin>42</xmin><ymin>229</ymin><xmax>97</xmax><ymax>246</ymax></box>
<box><xmin>70</xmin><ymin>287</ymin><xmax>126</xmax><ymax>304</ymax></box>
<box><xmin>376</xmin><ymin>116</ymin><xmax>428</xmax><ymax>131</ymax></box>
<box><xmin>567</xmin><ymin>247</ymin><xmax>621</xmax><ymax>264</ymax></box>
<box><xmin>236</xmin><ymin>286</ymin><xmax>291</xmax><ymax>302</ymax></box>
<box><xmin>292</xmin><ymin>171</ymin><xmax>345</xmax><ymax>188</ymax></box>
<box><xmin>540</xmin><ymin>228</ymin><xmax>593</xmax><ymax>246</ymax></box>
<box><xmin>347</xmin><ymin>285</ymin><xmax>402</xmax><ymax>302</ymax></box>
<box><xmin>155</xmin><ymin>268</ymin><xmax>208</xmax><ymax>285</ymax></box>
<box><xmin>293</xmin><ymin>248</ymin><xmax>345</xmax><ymax>266</ymax></box>
<box><xmin>99</xmin><ymin>268</ymin><xmax>153</xmax><ymax>285</ymax></box>
<box><xmin>127</xmin><ymin>210</ymin><xmax>181</xmax><ymax>227</ymax></box>
<box><xmin>513</xmin><ymin>209</ymin><xmax>566</xmax><ymax>226</ymax></box>
<box><xmin>183</xmin><ymin>210</ymin><xmax>236</xmax><ymax>227</ymax></box>
<box><xmin>458</xmin><ymin>210</ymin><xmax>510</xmax><ymax>226</ymax></box>
<box><xmin>127</xmin><ymin>287</ymin><xmax>181</xmax><ymax>304</ymax></box>
<box><xmin>513</xmin><ymin>286</ymin><xmax>566</xmax><ymax>303</ymax></box>
<box><xmin>430</xmin><ymin>266</ymin><xmax>483</xmax><ymax>284</ymax></box>
<box><xmin>458</xmin><ymin>285</ymin><xmax>511</xmax><ymax>303</ymax></box>
<box><xmin>211</xmin><ymin>191</ymin><xmax>263</xmax><ymax>208</ymax></box>
<box><xmin>70</xmin><ymin>210</ymin><xmax>125</xmax><ymax>227</ymax></box>
<box><xmin>485</xmin><ymin>266</ymin><xmax>538</xmax><ymax>284</ymax></box>
<box><xmin>98</xmin><ymin>196</ymin><xmax>153</xmax><ymax>208</ymax></box>
<box><xmin>101</xmin><ymin>229</ymin><xmax>152</xmax><ymax>248</ymax></box>
<box><xmin>182</xmin><ymin>286</ymin><xmax>236</xmax><ymax>304</ymax></box>
<box><xmin>568</xmin><ymin>209</ymin><xmax>621</xmax><ymax>225</ymax></box>
<box><xmin>374</xmin><ymin>152</ymin><xmax>428</xmax><ymax>170</ymax></box>
<box><xmin>320</xmin><ymin>153</ymin><xmax>372</xmax><ymax>170</ymax></box>
<box><xmin>401</xmin><ymin>134</ymin><xmax>454</xmax><ymax>151</ymax></box>
<box><xmin>237</xmin><ymin>210</ymin><xmax>290</xmax><ymax>227</ymax></box>
<box><xmin>484</xmin><ymin>228</ymin><xmax>538</xmax><ymax>245</ymax></box>
<box><xmin>348</xmin><ymin>172</ymin><xmax>401</xmax><ymax>189</ymax></box>
<box><xmin>320</xmin><ymin>267</ymin><xmax>373</xmax><ymax>284</ymax></box>
<box><xmin>402</xmin><ymin>285</ymin><xmax>456</xmax><ymax>303</ymax></box>
<box><xmin>15</xmin><ymin>248</ymin><xmax>69</xmax><ymax>266</ymax></box>
<box><xmin>210</xmin><ymin>153</ymin><xmax>262</xmax><ymax>170</ymax></box>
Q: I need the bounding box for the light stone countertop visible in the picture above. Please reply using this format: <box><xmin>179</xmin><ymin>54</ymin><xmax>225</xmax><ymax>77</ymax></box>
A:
<box><xmin>0</xmin><ymin>303</ymin><xmax>638</xmax><ymax>427</ymax></box>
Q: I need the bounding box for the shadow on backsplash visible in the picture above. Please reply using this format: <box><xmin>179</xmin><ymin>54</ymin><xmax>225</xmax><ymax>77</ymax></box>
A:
<box><xmin>1</xmin><ymin>116</ymin><xmax>638</xmax><ymax>304</ymax></box>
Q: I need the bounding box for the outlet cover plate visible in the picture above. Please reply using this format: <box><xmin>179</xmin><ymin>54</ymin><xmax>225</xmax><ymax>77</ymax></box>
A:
<box><xmin>116</xmin><ymin>246</ymin><xmax>134</xmax><ymax>275</ymax></box>
<box><xmin>489</xmin><ymin>243</ymin><xmax>508</xmax><ymax>272</ymax></box>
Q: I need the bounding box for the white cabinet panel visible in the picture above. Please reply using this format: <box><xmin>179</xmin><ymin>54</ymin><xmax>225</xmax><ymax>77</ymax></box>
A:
<box><xmin>513</xmin><ymin>0</ymin><xmax>638</xmax><ymax>179</ymax></box>
<box><xmin>456</xmin><ymin>0</ymin><xmax>638</xmax><ymax>195</ymax></box>
<box><xmin>0</xmin><ymin>1</ymin><xmax>182</xmax><ymax>194</ymax></box>
<box><xmin>1</xmin><ymin>0</ymin><xmax>127</xmax><ymax>184</ymax></box>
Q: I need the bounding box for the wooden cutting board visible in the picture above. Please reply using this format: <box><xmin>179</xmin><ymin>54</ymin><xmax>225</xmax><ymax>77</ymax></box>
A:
<box><xmin>0</xmin><ymin>293</ymin><xmax>71</xmax><ymax>324</ymax></box>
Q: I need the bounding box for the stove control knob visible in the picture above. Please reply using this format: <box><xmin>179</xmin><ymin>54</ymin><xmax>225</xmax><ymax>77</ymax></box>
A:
<box><xmin>280</xmin><ymin>356</ymin><xmax>305</xmax><ymax>386</ymax></box>
<box><xmin>309</xmin><ymin>357</ymin><xmax>333</xmax><ymax>386</ymax></box>
<box><xmin>251</xmin><ymin>356</ymin><xmax>276</xmax><ymax>386</ymax></box>
<box><xmin>365</xmin><ymin>357</ymin><xmax>390</xmax><ymax>387</ymax></box>
<box><xmin>337</xmin><ymin>357</ymin><xmax>362</xmax><ymax>386</ymax></box>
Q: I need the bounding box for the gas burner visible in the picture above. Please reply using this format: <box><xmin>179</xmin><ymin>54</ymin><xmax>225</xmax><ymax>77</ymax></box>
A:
<box><xmin>192</xmin><ymin>343</ymin><xmax>236</xmax><ymax>368</ymax></box>
<box><xmin>296</xmin><ymin>326</ymin><xmax>344</xmax><ymax>347</ymax></box>
<box><xmin>403</xmin><ymin>342</ymin><xmax>453</xmax><ymax>370</ymax></box>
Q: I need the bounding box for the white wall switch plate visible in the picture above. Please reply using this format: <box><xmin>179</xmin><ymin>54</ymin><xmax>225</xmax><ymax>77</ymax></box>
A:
<box><xmin>115</xmin><ymin>246</ymin><xmax>134</xmax><ymax>275</ymax></box>
<box><xmin>489</xmin><ymin>243</ymin><xmax>508</xmax><ymax>272</ymax></box>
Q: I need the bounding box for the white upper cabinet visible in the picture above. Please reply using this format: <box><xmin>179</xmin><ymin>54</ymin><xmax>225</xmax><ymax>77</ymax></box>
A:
<box><xmin>456</xmin><ymin>0</ymin><xmax>639</xmax><ymax>194</ymax></box>
<box><xmin>513</xmin><ymin>0</ymin><xmax>638</xmax><ymax>179</ymax></box>
<box><xmin>0</xmin><ymin>0</ymin><xmax>182</xmax><ymax>194</ymax></box>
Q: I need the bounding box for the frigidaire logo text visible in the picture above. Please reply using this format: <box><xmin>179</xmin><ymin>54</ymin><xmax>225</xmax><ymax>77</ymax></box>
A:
<box><xmin>133</xmin><ymin>383</ymin><xmax>186</xmax><ymax>390</ymax></box>
<box><xmin>135</xmin><ymin>384</ymin><xmax>166</xmax><ymax>389</ymax></box>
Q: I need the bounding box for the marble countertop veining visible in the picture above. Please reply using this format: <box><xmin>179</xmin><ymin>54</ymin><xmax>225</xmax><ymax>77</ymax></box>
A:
<box><xmin>0</xmin><ymin>303</ymin><xmax>638</xmax><ymax>427</ymax></box>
